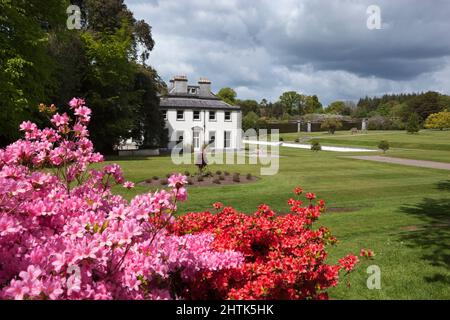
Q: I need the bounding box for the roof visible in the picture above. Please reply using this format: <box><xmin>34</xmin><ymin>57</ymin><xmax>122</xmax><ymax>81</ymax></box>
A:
<box><xmin>160</xmin><ymin>95</ymin><xmax>241</xmax><ymax>111</ymax></box>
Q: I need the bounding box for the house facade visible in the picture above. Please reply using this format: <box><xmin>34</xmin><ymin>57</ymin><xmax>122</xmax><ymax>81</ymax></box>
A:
<box><xmin>160</xmin><ymin>76</ymin><xmax>242</xmax><ymax>151</ymax></box>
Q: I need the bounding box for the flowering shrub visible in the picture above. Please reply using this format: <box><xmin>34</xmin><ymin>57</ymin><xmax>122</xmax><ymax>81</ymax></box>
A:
<box><xmin>0</xmin><ymin>99</ymin><xmax>243</xmax><ymax>300</ymax></box>
<box><xmin>0</xmin><ymin>98</ymin><xmax>366</xmax><ymax>300</ymax></box>
<box><xmin>169</xmin><ymin>189</ymin><xmax>360</xmax><ymax>300</ymax></box>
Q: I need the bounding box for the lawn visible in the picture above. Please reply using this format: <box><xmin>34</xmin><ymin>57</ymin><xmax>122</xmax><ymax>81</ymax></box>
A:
<box><xmin>103</xmin><ymin>130</ymin><xmax>450</xmax><ymax>299</ymax></box>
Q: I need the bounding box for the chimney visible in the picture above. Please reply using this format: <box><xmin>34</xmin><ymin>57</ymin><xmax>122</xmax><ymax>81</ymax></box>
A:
<box><xmin>168</xmin><ymin>78</ymin><xmax>174</xmax><ymax>91</ymax></box>
<box><xmin>198</xmin><ymin>78</ymin><xmax>211</xmax><ymax>97</ymax></box>
<box><xmin>172</xmin><ymin>75</ymin><xmax>188</xmax><ymax>94</ymax></box>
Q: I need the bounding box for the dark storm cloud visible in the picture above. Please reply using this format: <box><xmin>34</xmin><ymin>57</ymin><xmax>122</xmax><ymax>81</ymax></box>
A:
<box><xmin>125</xmin><ymin>0</ymin><xmax>450</xmax><ymax>104</ymax></box>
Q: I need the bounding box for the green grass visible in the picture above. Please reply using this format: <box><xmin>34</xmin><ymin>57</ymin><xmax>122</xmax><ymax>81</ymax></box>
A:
<box><xmin>279</xmin><ymin>130</ymin><xmax>450</xmax><ymax>163</ymax></box>
<box><xmin>102</xmin><ymin>130</ymin><xmax>450</xmax><ymax>299</ymax></box>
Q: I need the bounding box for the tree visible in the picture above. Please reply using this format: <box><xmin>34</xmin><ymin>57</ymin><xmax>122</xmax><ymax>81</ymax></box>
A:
<box><xmin>217</xmin><ymin>87</ymin><xmax>237</xmax><ymax>105</ymax></box>
<box><xmin>321</xmin><ymin>118</ymin><xmax>343</xmax><ymax>134</ymax></box>
<box><xmin>311</xmin><ymin>140</ymin><xmax>322</xmax><ymax>152</ymax></box>
<box><xmin>237</xmin><ymin>99</ymin><xmax>259</xmax><ymax>116</ymax></box>
<box><xmin>378</xmin><ymin>140</ymin><xmax>390</xmax><ymax>153</ymax></box>
<box><xmin>406</xmin><ymin>113</ymin><xmax>420</xmax><ymax>134</ymax></box>
<box><xmin>326</xmin><ymin>101</ymin><xmax>352</xmax><ymax>115</ymax></box>
<box><xmin>242</xmin><ymin>111</ymin><xmax>260</xmax><ymax>131</ymax></box>
<box><xmin>406</xmin><ymin>91</ymin><xmax>445</xmax><ymax>122</ymax></box>
<box><xmin>0</xmin><ymin>0</ymin><xmax>68</xmax><ymax>146</ymax></box>
<box><xmin>305</xmin><ymin>95</ymin><xmax>323</xmax><ymax>114</ymax></box>
<box><xmin>279</xmin><ymin>91</ymin><xmax>305</xmax><ymax>115</ymax></box>
<box><xmin>424</xmin><ymin>111</ymin><xmax>450</xmax><ymax>130</ymax></box>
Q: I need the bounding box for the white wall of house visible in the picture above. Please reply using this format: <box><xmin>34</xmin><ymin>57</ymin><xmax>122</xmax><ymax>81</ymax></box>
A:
<box><xmin>164</xmin><ymin>109</ymin><xmax>242</xmax><ymax>150</ymax></box>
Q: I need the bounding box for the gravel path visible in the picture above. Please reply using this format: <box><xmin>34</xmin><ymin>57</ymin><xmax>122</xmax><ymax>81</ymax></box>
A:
<box><xmin>347</xmin><ymin>155</ymin><xmax>450</xmax><ymax>170</ymax></box>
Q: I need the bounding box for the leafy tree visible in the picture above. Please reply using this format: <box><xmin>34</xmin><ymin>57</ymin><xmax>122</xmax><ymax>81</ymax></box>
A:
<box><xmin>424</xmin><ymin>111</ymin><xmax>450</xmax><ymax>130</ymax></box>
<box><xmin>279</xmin><ymin>91</ymin><xmax>305</xmax><ymax>115</ymax></box>
<box><xmin>0</xmin><ymin>0</ymin><xmax>68</xmax><ymax>146</ymax></box>
<box><xmin>305</xmin><ymin>95</ymin><xmax>323</xmax><ymax>114</ymax></box>
<box><xmin>237</xmin><ymin>99</ymin><xmax>259</xmax><ymax>116</ymax></box>
<box><xmin>406</xmin><ymin>113</ymin><xmax>420</xmax><ymax>134</ymax></box>
<box><xmin>321</xmin><ymin>118</ymin><xmax>343</xmax><ymax>134</ymax></box>
<box><xmin>242</xmin><ymin>111</ymin><xmax>260</xmax><ymax>132</ymax></box>
<box><xmin>378</xmin><ymin>140</ymin><xmax>390</xmax><ymax>153</ymax></box>
<box><xmin>326</xmin><ymin>101</ymin><xmax>352</xmax><ymax>115</ymax></box>
<box><xmin>217</xmin><ymin>87</ymin><xmax>237</xmax><ymax>105</ymax></box>
<box><xmin>406</xmin><ymin>91</ymin><xmax>444</xmax><ymax>122</ymax></box>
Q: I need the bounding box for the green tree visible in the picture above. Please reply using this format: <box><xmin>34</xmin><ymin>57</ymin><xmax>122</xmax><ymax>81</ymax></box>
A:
<box><xmin>424</xmin><ymin>111</ymin><xmax>450</xmax><ymax>130</ymax></box>
<box><xmin>305</xmin><ymin>95</ymin><xmax>323</xmax><ymax>114</ymax></box>
<box><xmin>279</xmin><ymin>91</ymin><xmax>305</xmax><ymax>115</ymax></box>
<box><xmin>406</xmin><ymin>113</ymin><xmax>420</xmax><ymax>134</ymax></box>
<box><xmin>242</xmin><ymin>111</ymin><xmax>260</xmax><ymax>132</ymax></box>
<box><xmin>326</xmin><ymin>101</ymin><xmax>351</xmax><ymax>115</ymax></box>
<box><xmin>217</xmin><ymin>87</ymin><xmax>237</xmax><ymax>105</ymax></box>
<box><xmin>237</xmin><ymin>99</ymin><xmax>259</xmax><ymax>116</ymax></box>
<box><xmin>0</xmin><ymin>0</ymin><xmax>68</xmax><ymax>146</ymax></box>
<box><xmin>321</xmin><ymin>118</ymin><xmax>343</xmax><ymax>134</ymax></box>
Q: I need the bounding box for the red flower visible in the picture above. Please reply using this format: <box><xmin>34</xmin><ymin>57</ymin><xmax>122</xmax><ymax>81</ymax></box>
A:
<box><xmin>339</xmin><ymin>254</ymin><xmax>359</xmax><ymax>272</ymax></box>
<box><xmin>294</xmin><ymin>187</ymin><xmax>303</xmax><ymax>195</ymax></box>
<box><xmin>306</xmin><ymin>192</ymin><xmax>316</xmax><ymax>200</ymax></box>
<box><xmin>360</xmin><ymin>249</ymin><xmax>375</xmax><ymax>258</ymax></box>
<box><xmin>213</xmin><ymin>202</ymin><xmax>223</xmax><ymax>210</ymax></box>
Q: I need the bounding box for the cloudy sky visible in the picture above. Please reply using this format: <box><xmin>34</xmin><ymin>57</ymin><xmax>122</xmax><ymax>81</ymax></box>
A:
<box><xmin>125</xmin><ymin>0</ymin><xmax>450</xmax><ymax>105</ymax></box>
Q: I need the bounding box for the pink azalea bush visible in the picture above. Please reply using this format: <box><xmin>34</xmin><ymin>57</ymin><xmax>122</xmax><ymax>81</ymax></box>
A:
<box><xmin>0</xmin><ymin>99</ymin><xmax>243</xmax><ymax>300</ymax></box>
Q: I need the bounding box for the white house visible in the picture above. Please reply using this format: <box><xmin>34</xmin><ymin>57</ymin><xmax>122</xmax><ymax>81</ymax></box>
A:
<box><xmin>160</xmin><ymin>76</ymin><xmax>242</xmax><ymax>151</ymax></box>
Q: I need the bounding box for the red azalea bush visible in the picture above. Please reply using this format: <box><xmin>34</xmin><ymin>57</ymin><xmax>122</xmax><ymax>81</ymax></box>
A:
<box><xmin>0</xmin><ymin>98</ymin><xmax>364</xmax><ymax>300</ymax></box>
<box><xmin>169</xmin><ymin>194</ymin><xmax>359</xmax><ymax>300</ymax></box>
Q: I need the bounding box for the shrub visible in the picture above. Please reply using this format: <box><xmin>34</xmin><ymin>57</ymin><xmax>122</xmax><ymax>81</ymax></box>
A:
<box><xmin>0</xmin><ymin>98</ymin><xmax>243</xmax><ymax>300</ymax></box>
<box><xmin>166</xmin><ymin>173</ymin><xmax>171</xmax><ymax>178</ymax></box>
<box><xmin>169</xmin><ymin>189</ymin><xmax>361</xmax><ymax>300</ymax></box>
<box><xmin>160</xmin><ymin>178</ymin><xmax>168</xmax><ymax>185</ymax></box>
<box><xmin>197</xmin><ymin>175</ymin><xmax>204</xmax><ymax>182</ymax></box>
<box><xmin>424</xmin><ymin>111</ymin><xmax>450</xmax><ymax>130</ymax></box>
<box><xmin>215</xmin><ymin>170</ymin><xmax>222</xmax><ymax>175</ymax></box>
<box><xmin>295</xmin><ymin>138</ymin><xmax>300</xmax><ymax>143</ymax></box>
<box><xmin>184</xmin><ymin>171</ymin><xmax>190</xmax><ymax>177</ymax></box>
<box><xmin>246</xmin><ymin>173</ymin><xmax>252</xmax><ymax>180</ymax></box>
<box><xmin>219</xmin><ymin>175</ymin><xmax>225</xmax><ymax>181</ymax></box>
<box><xmin>212</xmin><ymin>178</ymin><xmax>221</xmax><ymax>184</ymax></box>
<box><xmin>320</xmin><ymin>118</ymin><xmax>343</xmax><ymax>134</ymax></box>
<box><xmin>224</xmin><ymin>171</ymin><xmax>230</xmax><ymax>176</ymax></box>
<box><xmin>187</xmin><ymin>177</ymin><xmax>194</xmax><ymax>185</ymax></box>
<box><xmin>406</xmin><ymin>113</ymin><xmax>420</xmax><ymax>134</ymax></box>
<box><xmin>233</xmin><ymin>173</ymin><xmax>240</xmax><ymax>183</ymax></box>
<box><xmin>311</xmin><ymin>140</ymin><xmax>322</xmax><ymax>152</ymax></box>
<box><xmin>152</xmin><ymin>176</ymin><xmax>159</xmax><ymax>180</ymax></box>
<box><xmin>378</xmin><ymin>140</ymin><xmax>390</xmax><ymax>153</ymax></box>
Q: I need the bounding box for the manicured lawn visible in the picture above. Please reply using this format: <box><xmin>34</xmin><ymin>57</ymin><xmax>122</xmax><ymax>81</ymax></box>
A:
<box><xmin>279</xmin><ymin>130</ymin><xmax>450</xmax><ymax>163</ymax></box>
<box><xmin>103</xmin><ymin>130</ymin><xmax>450</xmax><ymax>299</ymax></box>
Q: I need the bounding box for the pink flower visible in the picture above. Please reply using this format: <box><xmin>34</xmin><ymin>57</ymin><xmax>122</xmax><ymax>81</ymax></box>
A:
<box><xmin>74</xmin><ymin>106</ymin><xmax>91</xmax><ymax>123</ymax></box>
<box><xmin>339</xmin><ymin>254</ymin><xmax>359</xmax><ymax>272</ymax></box>
<box><xmin>360</xmin><ymin>249</ymin><xmax>375</xmax><ymax>258</ymax></box>
<box><xmin>123</xmin><ymin>181</ymin><xmax>135</xmax><ymax>189</ymax></box>
<box><xmin>69</xmin><ymin>97</ymin><xmax>85</xmax><ymax>109</ymax></box>
<box><xmin>168</xmin><ymin>173</ymin><xmax>187</xmax><ymax>189</ymax></box>
<box><xmin>51</xmin><ymin>113</ymin><xmax>70</xmax><ymax>127</ymax></box>
<box><xmin>213</xmin><ymin>202</ymin><xmax>223</xmax><ymax>210</ymax></box>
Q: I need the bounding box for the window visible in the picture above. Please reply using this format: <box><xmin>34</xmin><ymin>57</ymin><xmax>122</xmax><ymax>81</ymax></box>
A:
<box><xmin>224</xmin><ymin>131</ymin><xmax>231</xmax><ymax>148</ymax></box>
<box><xmin>225</xmin><ymin>111</ymin><xmax>231</xmax><ymax>121</ymax></box>
<box><xmin>189</xmin><ymin>87</ymin><xmax>198</xmax><ymax>94</ymax></box>
<box><xmin>176</xmin><ymin>110</ymin><xmax>184</xmax><ymax>120</ymax></box>
<box><xmin>193</xmin><ymin>110</ymin><xmax>201</xmax><ymax>121</ymax></box>
<box><xmin>209</xmin><ymin>131</ymin><xmax>216</xmax><ymax>147</ymax></box>
<box><xmin>209</xmin><ymin>111</ymin><xmax>216</xmax><ymax>121</ymax></box>
<box><xmin>162</xmin><ymin>110</ymin><xmax>167</xmax><ymax>120</ymax></box>
<box><xmin>193</xmin><ymin>131</ymin><xmax>200</xmax><ymax>149</ymax></box>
